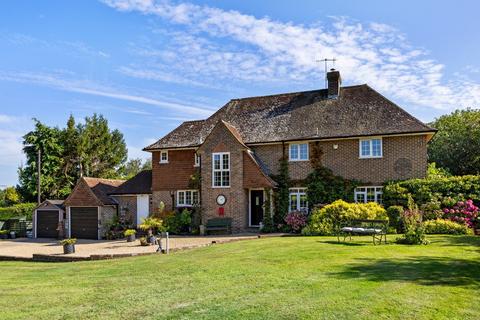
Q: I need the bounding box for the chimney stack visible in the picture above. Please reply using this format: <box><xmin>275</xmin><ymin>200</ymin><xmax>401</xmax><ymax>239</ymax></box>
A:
<box><xmin>327</xmin><ymin>68</ymin><xmax>341</xmax><ymax>99</ymax></box>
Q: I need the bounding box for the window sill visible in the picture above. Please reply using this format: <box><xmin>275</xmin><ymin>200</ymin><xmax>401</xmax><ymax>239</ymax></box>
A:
<box><xmin>159</xmin><ymin>161</ymin><xmax>169</xmax><ymax>164</ymax></box>
<box><xmin>288</xmin><ymin>159</ymin><xmax>309</xmax><ymax>162</ymax></box>
<box><xmin>212</xmin><ymin>186</ymin><xmax>231</xmax><ymax>189</ymax></box>
<box><xmin>359</xmin><ymin>156</ymin><xmax>383</xmax><ymax>159</ymax></box>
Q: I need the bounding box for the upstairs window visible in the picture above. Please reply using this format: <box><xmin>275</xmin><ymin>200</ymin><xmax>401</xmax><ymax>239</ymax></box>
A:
<box><xmin>289</xmin><ymin>188</ymin><xmax>308</xmax><ymax>213</ymax></box>
<box><xmin>354</xmin><ymin>186</ymin><xmax>383</xmax><ymax>204</ymax></box>
<box><xmin>359</xmin><ymin>138</ymin><xmax>382</xmax><ymax>158</ymax></box>
<box><xmin>212</xmin><ymin>152</ymin><xmax>230</xmax><ymax>187</ymax></box>
<box><xmin>194</xmin><ymin>153</ymin><xmax>200</xmax><ymax>167</ymax></box>
<box><xmin>160</xmin><ymin>151</ymin><xmax>168</xmax><ymax>163</ymax></box>
<box><xmin>289</xmin><ymin>143</ymin><xmax>309</xmax><ymax>161</ymax></box>
<box><xmin>177</xmin><ymin>190</ymin><xmax>199</xmax><ymax>207</ymax></box>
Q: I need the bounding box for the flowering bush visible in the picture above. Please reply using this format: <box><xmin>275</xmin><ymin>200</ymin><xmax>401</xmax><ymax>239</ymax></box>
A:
<box><xmin>396</xmin><ymin>209</ymin><xmax>428</xmax><ymax>245</ymax></box>
<box><xmin>284</xmin><ymin>211</ymin><xmax>307</xmax><ymax>233</ymax></box>
<box><xmin>442</xmin><ymin>200</ymin><xmax>478</xmax><ymax>228</ymax></box>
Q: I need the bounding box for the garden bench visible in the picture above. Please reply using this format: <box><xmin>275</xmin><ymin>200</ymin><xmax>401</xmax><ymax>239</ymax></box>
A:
<box><xmin>337</xmin><ymin>219</ymin><xmax>388</xmax><ymax>245</ymax></box>
<box><xmin>206</xmin><ymin>218</ymin><xmax>232</xmax><ymax>234</ymax></box>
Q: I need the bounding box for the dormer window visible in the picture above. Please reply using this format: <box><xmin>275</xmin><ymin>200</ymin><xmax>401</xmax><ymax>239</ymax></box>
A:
<box><xmin>160</xmin><ymin>151</ymin><xmax>168</xmax><ymax>163</ymax></box>
<box><xmin>359</xmin><ymin>138</ymin><xmax>382</xmax><ymax>158</ymax></box>
<box><xmin>194</xmin><ymin>153</ymin><xmax>200</xmax><ymax>167</ymax></box>
<box><xmin>289</xmin><ymin>143</ymin><xmax>309</xmax><ymax>161</ymax></box>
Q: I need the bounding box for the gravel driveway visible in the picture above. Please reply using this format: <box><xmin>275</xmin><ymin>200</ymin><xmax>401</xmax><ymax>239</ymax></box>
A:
<box><xmin>0</xmin><ymin>234</ymin><xmax>265</xmax><ymax>259</ymax></box>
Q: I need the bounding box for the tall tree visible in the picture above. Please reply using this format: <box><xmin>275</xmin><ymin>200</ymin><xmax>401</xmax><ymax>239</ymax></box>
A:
<box><xmin>18</xmin><ymin>114</ymin><xmax>129</xmax><ymax>200</ymax></box>
<box><xmin>428</xmin><ymin>109</ymin><xmax>480</xmax><ymax>175</ymax></box>
<box><xmin>119</xmin><ymin>158</ymin><xmax>152</xmax><ymax>180</ymax></box>
<box><xmin>18</xmin><ymin>119</ymin><xmax>64</xmax><ymax>201</ymax></box>
<box><xmin>78</xmin><ymin>114</ymin><xmax>128</xmax><ymax>178</ymax></box>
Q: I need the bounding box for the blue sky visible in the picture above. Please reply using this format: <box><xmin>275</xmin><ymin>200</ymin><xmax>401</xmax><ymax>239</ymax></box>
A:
<box><xmin>1</xmin><ymin>0</ymin><xmax>479</xmax><ymax>187</ymax></box>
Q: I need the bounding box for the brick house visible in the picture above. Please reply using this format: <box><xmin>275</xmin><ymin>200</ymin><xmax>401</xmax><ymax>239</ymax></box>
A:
<box><xmin>143</xmin><ymin>69</ymin><xmax>436</xmax><ymax>232</ymax></box>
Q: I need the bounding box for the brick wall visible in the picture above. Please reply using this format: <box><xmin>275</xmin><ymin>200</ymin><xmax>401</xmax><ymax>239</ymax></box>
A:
<box><xmin>111</xmin><ymin>195</ymin><xmax>137</xmax><ymax>225</ymax></box>
<box><xmin>152</xmin><ymin>149</ymin><xmax>196</xmax><ymax>191</ymax></box>
<box><xmin>198</xmin><ymin>122</ymin><xmax>249</xmax><ymax>231</ymax></box>
<box><xmin>151</xmin><ymin>190</ymin><xmax>175</xmax><ymax>214</ymax></box>
<box><xmin>99</xmin><ymin>206</ymin><xmax>116</xmax><ymax>238</ymax></box>
<box><xmin>250</xmin><ymin>135</ymin><xmax>428</xmax><ymax>185</ymax></box>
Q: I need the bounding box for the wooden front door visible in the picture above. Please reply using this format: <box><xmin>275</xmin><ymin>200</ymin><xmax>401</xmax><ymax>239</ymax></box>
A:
<box><xmin>250</xmin><ymin>190</ymin><xmax>264</xmax><ymax>226</ymax></box>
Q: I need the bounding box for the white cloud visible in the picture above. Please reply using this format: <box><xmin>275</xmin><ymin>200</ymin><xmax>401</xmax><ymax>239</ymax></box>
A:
<box><xmin>0</xmin><ymin>70</ymin><xmax>215</xmax><ymax>117</ymax></box>
<box><xmin>102</xmin><ymin>0</ymin><xmax>480</xmax><ymax>110</ymax></box>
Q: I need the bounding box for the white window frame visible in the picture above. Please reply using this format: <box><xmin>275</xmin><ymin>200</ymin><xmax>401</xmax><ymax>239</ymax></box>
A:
<box><xmin>289</xmin><ymin>188</ymin><xmax>308</xmax><ymax>213</ymax></box>
<box><xmin>212</xmin><ymin>152</ymin><xmax>230</xmax><ymax>188</ymax></box>
<box><xmin>194</xmin><ymin>153</ymin><xmax>200</xmax><ymax>167</ymax></box>
<box><xmin>160</xmin><ymin>150</ymin><xmax>169</xmax><ymax>164</ymax></box>
<box><xmin>354</xmin><ymin>186</ymin><xmax>383</xmax><ymax>204</ymax></box>
<box><xmin>289</xmin><ymin>143</ymin><xmax>309</xmax><ymax>161</ymax></box>
<box><xmin>359</xmin><ymin>138</ymin><xmax>383</xmax><ymax>159</ymax></box>
<box><xmin>177</xmin><ymin>190</ymin><xmax>199</xmax><ymax>207</ymax></box>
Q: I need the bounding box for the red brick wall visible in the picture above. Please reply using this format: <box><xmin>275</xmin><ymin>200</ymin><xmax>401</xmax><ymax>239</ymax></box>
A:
<box><xmin>152</xmin><ymin>149</ymin><xmax>196</xmax><ymax>191</ymax></box>
<box><xmin>198</xmin><ymin>123</ymin><xmax>249</xmax><ymax>231</ymax></box>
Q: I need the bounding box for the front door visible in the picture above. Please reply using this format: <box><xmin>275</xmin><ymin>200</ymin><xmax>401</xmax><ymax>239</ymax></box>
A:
<box><xmin>250</xmin><ymin>190</ymin><xmax>264</xmax><ymax>226</ymax></box>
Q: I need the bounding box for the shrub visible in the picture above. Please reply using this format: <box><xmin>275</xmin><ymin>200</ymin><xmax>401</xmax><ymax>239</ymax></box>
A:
<box><xmin>302</xmin><ymin>200</ymin><xmax>387</xmax><ymax>235</ymax></box>
<box><xmin>442</xmin><ymin>200</ymin><xmax>478</xmax><ymax>228</ymax></box>
<box><xmin>284</xmin><ymin>211</ymin><xmax>307</xmax><ymax>233</ymax></box>
<box><xmin>0</xmin><ymin>203</ymin><xmax>37</xmax><ymax>221</ymax></box>
<box><xmin>383</xmin><ymin>175</ymin><xmax>480</xmax><ymax>208</ymax></box>
<box><xmin>386</xmin><ymin>206</ymin><xmax>404</xmax><ymax>233</ymax></box>
<box><xmin>139</xmin><ymin>217</ymin><xmax>164</xmax><ymax>235</ymax></box>
<box><xmin>396</xmin><ymin>209</ymin><xmax>428</xmax><ymax>245</ymax></box>
<box><xmin>60</xmin><ymin>238</ymin><xmax>77</xmax><ymax>245</ymax></box>
<box><xmin>424</xmin><ymin>219</ymin><xmax>472</xmax><ymax>235</ymax></box>
<box><xmin>420</xmin><ymin>200</ymin><xmax>443</xmax><ymax>220</ymax></box>
<box><xmin>123</xmin><ymin>229</ymin><xmax>136</xmax><ymax>237</ymax></box>
<box><xmin>160</xmin><ymin>209</ymin><xmax>192</xmax><ymax>234</ymax></box>
<box><xmin>306</xmin><ymin>166</ymin><xmax>359</xmax><ymax>205</ymax></box>
<box><xmin>0</xmin><ymin>230</ymin><xmax>9</xmax><ymax>235</ymax></box>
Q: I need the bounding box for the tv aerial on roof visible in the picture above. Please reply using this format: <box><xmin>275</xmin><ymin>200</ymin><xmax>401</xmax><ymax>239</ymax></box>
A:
<box><xmin>316</xmin><ymin>58</ymin><xmax>336</xmax><ymax>89</ymax></box>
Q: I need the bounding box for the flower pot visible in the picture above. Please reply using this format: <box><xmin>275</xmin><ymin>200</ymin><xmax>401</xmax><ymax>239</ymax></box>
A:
<box><xmin>127</xmin><ymin>234</ymin><xmax>136</xmax><ymax>242</ymax></box>
<box><xmin>148</xmin><ymin>235</ymin><xmax>157</xmax><ymax>245</ymax></box>
<box><xmin>63</xmin><ymin>244</ymin><xmax>75</xmax><ymax>254</ymax></box>
<box><xmin>9</xmin><ymin>231</ymin><xmax>15</xmax><ymax>239</ymax></box>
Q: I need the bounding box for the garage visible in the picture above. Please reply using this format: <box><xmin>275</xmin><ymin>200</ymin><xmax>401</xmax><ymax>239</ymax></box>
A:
<box><xmin>70</xmin><ymin>207</ymin><xmax>98</xmax><ymax>240</ymax></box>
<box><xmin>34</xmin><ymin>200</ymin><xmax>65</xmax><ymax>239</ymax></box>
<box><xmin>36</xmin><ymin>210</ymin><xmax>59</xmax><ymax>238</ymax></box>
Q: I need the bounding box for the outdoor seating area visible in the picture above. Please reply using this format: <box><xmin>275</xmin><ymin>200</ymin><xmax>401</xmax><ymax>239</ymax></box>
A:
<box><xmin>337</xmin><ymin>219</ymin><xmax>388</xmax><ymax>245</ymax></box>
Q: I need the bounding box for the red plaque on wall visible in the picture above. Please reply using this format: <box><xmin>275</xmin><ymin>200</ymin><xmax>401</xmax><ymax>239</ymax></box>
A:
<box><xmin>218</xmin><ymin>207</ymin><xmax>225</xmax><ymax>216</ymax></box>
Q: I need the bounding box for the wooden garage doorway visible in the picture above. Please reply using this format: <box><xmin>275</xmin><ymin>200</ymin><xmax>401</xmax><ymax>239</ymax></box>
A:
<box><xmin>36</xmin><ymin>210</ymin><xmax>59</xmax><ymax>238</ymax></box>
<box><xmin>70</xmin><ymin>207</ymin><xmax>99</xmax><ymax>240</ymax></box>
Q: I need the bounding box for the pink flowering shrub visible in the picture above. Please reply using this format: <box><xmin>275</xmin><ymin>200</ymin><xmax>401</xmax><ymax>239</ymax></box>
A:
<box><xmin>442</xmin><ymin>200</ymin><xmax>478</xmax><ymax>228</ymax></box>
<box><xmin>284</xmin><ymin>211</ymin><xmax>308</xmax><ymax>233</ymax></box>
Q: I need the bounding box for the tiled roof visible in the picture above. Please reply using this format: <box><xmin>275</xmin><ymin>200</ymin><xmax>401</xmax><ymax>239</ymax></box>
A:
<box><xmin>144</xmin><ymin>84</ymin><xmax>436</xmax><ymax>150</ymax></box>
<box><xmin>83</xmin><ymin>177</ymin><xmax>125</xmax><ymax>205</ymax></box>
<box><xmin>109</xmin><ymin>170</ymin><xmax>152</xmax><ymax>195</ymax></box>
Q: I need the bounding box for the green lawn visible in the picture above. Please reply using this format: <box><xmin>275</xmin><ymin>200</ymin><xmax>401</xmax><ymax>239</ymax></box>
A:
<box><xmin>1</xmin><ymin>235</ymin><xmax>479</xmax><ymax>320</ymax></box>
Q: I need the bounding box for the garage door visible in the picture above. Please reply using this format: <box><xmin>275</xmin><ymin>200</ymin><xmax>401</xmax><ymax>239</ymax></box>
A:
<box><xmin>70</xmin><ymin>207</ymin><xmax>98</xmax><ymax>240</ymax></box>
<box><xmin>37</xmin><ymin>210</ymin><xmax>59</xmax><ymax>238</ymax></box>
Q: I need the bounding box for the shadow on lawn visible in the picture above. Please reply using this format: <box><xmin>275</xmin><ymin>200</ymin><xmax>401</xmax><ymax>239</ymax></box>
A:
<box><xmin>331</xmin><ymin>256</ymin><xmax>480</xmax><ymax>287</ymax></box>
<box><xmin>321</xmin><ymin>241</ymin><xmax>366</xmax><ymax>246</ymax></box>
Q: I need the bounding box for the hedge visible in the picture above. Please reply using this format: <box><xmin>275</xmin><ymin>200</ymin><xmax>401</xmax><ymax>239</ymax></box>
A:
<box><xmin>424</xmin><ymin>219</ymin><xmax>473</xmax><ymax>235</ymax></box>
<box><xmin>383</xmin><ymin>175</ymin><xmax>480</xmax><ymax>208</ymax></box>
<box><xmin>0</xmin><ymin>203</ymin><xmax>37</xmax><ymax>221</ymax></box>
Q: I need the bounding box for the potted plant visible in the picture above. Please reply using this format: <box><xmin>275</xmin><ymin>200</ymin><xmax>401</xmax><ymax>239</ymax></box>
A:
<box><xmin>0</xmin><ymin>230</ymin><xmax>8</xmax><ymax>239</ymax></box>
<box><xmin>139</xmin><ymin>217</ymin><xmax>164</xmax><ymax>245</ymax></box>
<box><xmin>139</xmin><ymin>236</ymin><xmax>149</xmax><ymax>246</ymax></box>
<box><xmin>60</xmin><ymin>238</ymin><xmax>77</xmax><ymax>254</ymax></box>
<box><xmin>124</xmin><ymin>229</ymin><xmax>136</xmax><ymax>242</ymax></box>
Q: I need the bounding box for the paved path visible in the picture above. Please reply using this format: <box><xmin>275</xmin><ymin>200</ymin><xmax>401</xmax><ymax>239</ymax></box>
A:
<box><xmin>0</xmin><ymin>234</ymin><xmax>280</xmax><ymax>259</ymax></box>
